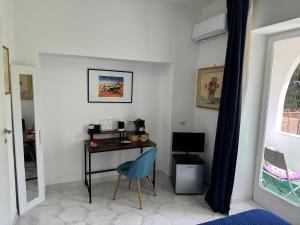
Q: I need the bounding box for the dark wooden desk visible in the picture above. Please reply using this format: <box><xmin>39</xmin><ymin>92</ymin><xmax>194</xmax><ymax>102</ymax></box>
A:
<box><xmin>84</xmin><ymin>138</ymin><xmax>157</xmax><ymax>203</ymax></box>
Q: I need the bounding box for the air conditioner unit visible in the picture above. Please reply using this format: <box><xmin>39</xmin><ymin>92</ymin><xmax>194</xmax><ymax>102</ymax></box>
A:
<box><xmin>192</xmin><ymin>13</ymin><xmax>227</xmax><ymax>42</ymax></box>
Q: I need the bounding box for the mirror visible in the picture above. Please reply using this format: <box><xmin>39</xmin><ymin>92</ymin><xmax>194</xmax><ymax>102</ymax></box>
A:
<box><xmin>12</xmin><ymin>65</ymin><xmax>45</xmax><ymax>214</ymax></box>
<box><xmin>19</xmin><ymin>74</ymin><xmax>38</xmax><ymax>202</ymax></box>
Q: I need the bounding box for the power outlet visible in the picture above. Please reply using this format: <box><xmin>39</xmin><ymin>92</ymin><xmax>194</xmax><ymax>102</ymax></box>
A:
<box><xmin>179</xmin><ymin>121</ymin><xmax>187</xmax><ymax>126</ymax></box>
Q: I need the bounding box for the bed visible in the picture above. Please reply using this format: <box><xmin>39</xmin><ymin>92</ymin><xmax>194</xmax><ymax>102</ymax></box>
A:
<box><xmin>199</xmin><ymin>209</ymin><xmax>291</xmax><ymax>225</ymax></box>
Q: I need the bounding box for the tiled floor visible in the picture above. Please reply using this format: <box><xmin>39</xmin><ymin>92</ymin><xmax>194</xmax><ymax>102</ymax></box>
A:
<box><xmin>16</xmin><ymin>172</ymin><xmax>261</xmax><ymax>225</ymax></box>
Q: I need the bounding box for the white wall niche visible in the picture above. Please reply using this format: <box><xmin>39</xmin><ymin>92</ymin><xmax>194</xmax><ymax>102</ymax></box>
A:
<box><xmin>38</xmin><ymin>53</ymin><xmax>173</xmax><ymax>185</ymax></box>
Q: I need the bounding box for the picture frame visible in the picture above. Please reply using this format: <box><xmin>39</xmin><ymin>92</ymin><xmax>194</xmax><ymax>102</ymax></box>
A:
<box><xmin>3</xmin><ymin>46</ymin><xmax>10</xmax><ymax>95</ymax></box>
<box><xmin>196</xmin><ymin>66</ymin><xmax>224</xmax><ymax>110</ymax></box>
<box><xmin>87</xmin><ymin>69</ymin><xmax>133</xmax><ymax>103</ymax></box>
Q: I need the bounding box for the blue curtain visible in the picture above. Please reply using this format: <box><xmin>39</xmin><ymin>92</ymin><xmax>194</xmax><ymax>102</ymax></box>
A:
<box><xmin>205</xmin><ymin>0</ymin><xmax>249</xmax><ymax>214</ymax></box>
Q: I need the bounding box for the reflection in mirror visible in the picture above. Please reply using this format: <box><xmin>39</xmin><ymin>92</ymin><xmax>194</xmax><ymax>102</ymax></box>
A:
<box><xmin>19</xmin><ymin>74</ymin><xmax>38</xmax><ymax>202</ymax></box>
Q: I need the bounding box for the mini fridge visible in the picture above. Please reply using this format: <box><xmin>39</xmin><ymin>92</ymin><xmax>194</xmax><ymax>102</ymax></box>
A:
<box><xmin>171</xmin><ymin>154</ymin><xmax>204</xmax><ymax>194</ymax></box>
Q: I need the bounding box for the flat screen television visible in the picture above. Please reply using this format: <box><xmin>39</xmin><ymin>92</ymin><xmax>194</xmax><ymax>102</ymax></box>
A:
<box><xmin>172</xmin><ymin>132</ymin><xmax>205</xmax><ymax>154</ymax></box>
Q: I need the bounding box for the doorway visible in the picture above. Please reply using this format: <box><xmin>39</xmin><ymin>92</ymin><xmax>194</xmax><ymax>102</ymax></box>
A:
<box><xmin>260</xmin><ymin>37</ymin><xmax>300</xmax><ymax>207</ymax></box>
<box><xmin>252</xmin><ymin>27</ymin><xmax>300</xmax><ymax>224</ymax></box>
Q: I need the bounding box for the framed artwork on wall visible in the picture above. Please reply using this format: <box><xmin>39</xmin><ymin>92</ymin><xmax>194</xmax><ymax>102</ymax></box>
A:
<box><xmin>196</xmin><ymin>66</ymin><xmax>224</xmax><ymax>110</ymax></box>
<box><xmin>3</xmin><ymin>46</ymin><xmax>11</xmax><ymax>95</ymax></box>
<box><xmin>87</xmin><ymin>69</ymin><xmax>133</xmax><ymax>103</ymax></box>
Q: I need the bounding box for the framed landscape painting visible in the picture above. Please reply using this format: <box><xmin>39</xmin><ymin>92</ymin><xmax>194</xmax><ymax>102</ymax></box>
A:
<box><xmin>87</xmin><ymin>69</ymin><xmax>133</xmax><ymax>103</ymax></box>
<box><xmin>196</xmin><ymin>66</ymin><xmax>224</xmax><ymax>110</ymax></box>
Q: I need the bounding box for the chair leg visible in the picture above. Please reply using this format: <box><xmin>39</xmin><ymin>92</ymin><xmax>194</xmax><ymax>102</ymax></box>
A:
<box><xmin>146</xmin><ymin>176</ymin><xmax>156</xmax><ymax>196</ymax></box>
<box><xmin>292</xmin><ymin>186</ymin><xmax>300</xmax><ymax>200</ymax></box>
<box><xmin>137</xmin><ymin>179</ymin><xmax>142</xmax><ymax>209</ymax></box>
<box><xmin>286</xmin><ymin>183</ymin><xmax>300</xmax><ymax>200</ymax></box>
<box><xmin>128</xmin><ymin>179</ymin><xmax>131</xmax><ymax>189</ymax></box>
<box><xmin>113</xmin><ymin>175</ymin><xmax>121</xmax><ymax>200</ymax></box>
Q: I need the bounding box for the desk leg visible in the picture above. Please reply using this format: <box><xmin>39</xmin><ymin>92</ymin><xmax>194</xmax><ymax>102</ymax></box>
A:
<box><xmin>153</xmin><ymin>160</ymin><xmax>156</xmax><ymax>188</ymax></box>
<box><xmin>140</xmin><ymin>147</ymin><xmax>143</xmax><ymax>154</ymax></box>
<box><xmin>152</xmin><ymin>144</ymin><xmax>157</xmax><ymax>188</ymax></box>
<box><xmin>89</xmin><ymin>152</ymin><xmax>92</xmax><ymax>203</ymax></box>
<box><xmin>84</xmin><ymin>146</ymin><xmax>87</xmax><ymax>186</ymax></box>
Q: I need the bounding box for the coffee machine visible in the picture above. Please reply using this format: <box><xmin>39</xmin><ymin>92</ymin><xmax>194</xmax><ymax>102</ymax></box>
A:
<box><xmin>88</xmin><ymin>124</ymin><xmax>100</xmax><ymax>141</ymax></box>
<box><xmin>118</xmin><ymin>121</ymin><xmax>126</xmax><ymax>131</ymax></box>
<box><xmin>134</xmin><ymin>118</ymin><xmax>145</xmax><ymax>134</ymax></box>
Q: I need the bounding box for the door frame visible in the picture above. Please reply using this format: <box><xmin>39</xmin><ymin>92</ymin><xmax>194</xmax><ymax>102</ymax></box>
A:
<box><xmin>11</xmin><ymin>65</ymin><xmax>45</xmax><ymax>214</ymax></box>
<box><xmin>252</xmin><ymin>28</ymin><xmax>300</xmax><ymax>223</ymax></box>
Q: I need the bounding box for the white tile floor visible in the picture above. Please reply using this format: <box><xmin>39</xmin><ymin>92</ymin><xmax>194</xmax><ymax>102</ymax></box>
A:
<box><xmin>16</xmin><ymin>172</ymin><xmax>261</xmax><ymax>225</ymax></box>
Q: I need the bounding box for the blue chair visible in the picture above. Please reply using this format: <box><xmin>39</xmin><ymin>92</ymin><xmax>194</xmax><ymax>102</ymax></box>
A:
<box><xmin>113</xmin><ymin>147</ymin><xmax>157</xmax><ymax>209</ymax></box>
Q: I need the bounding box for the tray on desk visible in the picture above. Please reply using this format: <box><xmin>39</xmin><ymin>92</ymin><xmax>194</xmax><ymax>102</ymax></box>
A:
<box><xmin>84</xmin><ymin>138</ymin><xmax>156</xmax><ymax>153</ymax></box>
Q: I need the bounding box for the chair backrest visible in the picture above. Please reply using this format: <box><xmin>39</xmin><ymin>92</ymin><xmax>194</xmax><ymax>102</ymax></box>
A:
<box><xmin>128</xmin><ymin>147</ymin><xmax>157</xmax><ymax>180</ymax></box>
<box><xmin>264</xmin><ymin>147</ymin><xmax>287</xmax><ymax>171</ymax></box>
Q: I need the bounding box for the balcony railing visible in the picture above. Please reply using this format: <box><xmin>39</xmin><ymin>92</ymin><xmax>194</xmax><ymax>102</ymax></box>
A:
<box><xmin>281</xmin><ymin>111</ymin><xmax>300</xmax><ymax>135</ymax></box>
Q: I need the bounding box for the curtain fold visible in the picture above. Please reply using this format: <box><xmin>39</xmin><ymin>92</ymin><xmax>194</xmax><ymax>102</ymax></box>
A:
<box><xmin>205</xmin><ymin>0</ymin><xmax>250</xmax><ymax>214</ymax></box>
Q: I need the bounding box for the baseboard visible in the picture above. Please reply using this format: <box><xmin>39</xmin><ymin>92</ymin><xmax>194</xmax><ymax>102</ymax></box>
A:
<box><xmin>46</xmin><ymin>169</ymin><xmax>165</xmax><ymax>190</ymax></box>
<box><xmin>231</xmin><ymin>195</ymin><xmax>252</xmax><ymax>204</ymax></box>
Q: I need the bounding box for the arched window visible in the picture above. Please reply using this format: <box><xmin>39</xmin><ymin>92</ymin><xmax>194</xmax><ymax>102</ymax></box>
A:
<box><xmin>281</xmin><ymin>64</ymin><xmax>300</xmax><ymax>135</ymax></box>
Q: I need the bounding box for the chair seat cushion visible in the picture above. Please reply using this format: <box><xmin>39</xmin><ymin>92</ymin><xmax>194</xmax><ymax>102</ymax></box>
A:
<box><xmin>117</xmin><ymin>161</ymin><xmax>133</xmax><ymax>177</ymax></box>
<box><xmin>263</xmin><ymin>164</ymin><xmax>300</xmax><ymax>181</ymax></box>
<box><xmin>199</xmin><ymin>209</ymin><xmax>290</xmax><ymax>225</ymax></box>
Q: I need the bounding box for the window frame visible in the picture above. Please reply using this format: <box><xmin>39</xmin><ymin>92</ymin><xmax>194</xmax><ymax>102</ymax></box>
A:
<box><xmin>253</xmin><ymin>28</ymin><xmax>300</xmax><ymax>211</ymax></box>
<box><xmin>276</xmin><ymin>55</ymin><xmax>300</xmax><ymax>137</ymax></box>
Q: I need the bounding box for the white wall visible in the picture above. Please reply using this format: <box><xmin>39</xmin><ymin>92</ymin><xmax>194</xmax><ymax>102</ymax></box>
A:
<box><xmin>194</xmin><ymin>0</ymin><xmax>227</xmax><ymax>182</ymax></box>
<box><xmin>232</xmin><ymin>36</ymin><xmax>265</xmax><ymax>202</ymax></box>
<box><xmin>1</xmin><ymin>0</ymin><xmax>15</xmax><ymax>54</ymax></box>
<box><xmin>195</xmin><ymin>36</ymin><xmax>227</xmax><ymax>182</ymax></box>
<box><xmin>13</xmin><ymin>0</ymin><xmax>202</xmax><ymax>133</ymax></box>
<box><xmin>265</xmin><ymin>37</ymin><xmax>300</xmax><ymax>172</ymax></box>
<box><xmin>253</xmin><ymin>0</ymin><xmax>300</xmax><ymax>29</ymax></box>
<box><xmin>39</xmin><ymin>54</ymin><xmax>172</xmax><ymax>185</ymax></box>
<box><xmin>199</xmin><ymin>0</ymin><xmax>226</xmax><ymax>20</ymax></box>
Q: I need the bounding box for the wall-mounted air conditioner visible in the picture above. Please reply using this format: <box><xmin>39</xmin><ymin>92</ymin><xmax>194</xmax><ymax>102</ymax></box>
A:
<box><xmin>192</xmin><ymin>13</ymin><xmax>227</xmax><ymax>42</ymax></box>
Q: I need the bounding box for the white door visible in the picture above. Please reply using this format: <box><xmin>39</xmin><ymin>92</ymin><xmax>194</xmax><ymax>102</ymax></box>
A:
<box><xmin>11</xmin><ymin>65</ymin><xmax>45</xmax><ymax>214</ymax></box>
<box><xmin>0</xmin><ymin>23</ymin><xmax>13</xmax><ymax>225</ymax></box>
<box><xmin>5</xmin><ymin>94</ymin><xmax>18</xmax><ymax>221</ymax></box>
<box><xmin>3</xmin><ymin>45</ymin><xmax>18</xmax><ymax>223</ymax></box>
